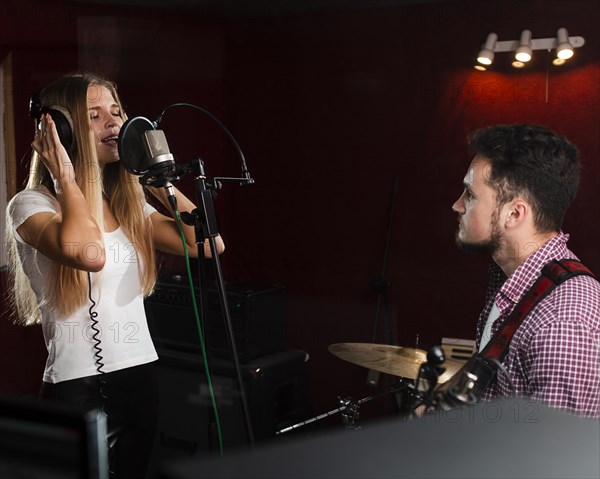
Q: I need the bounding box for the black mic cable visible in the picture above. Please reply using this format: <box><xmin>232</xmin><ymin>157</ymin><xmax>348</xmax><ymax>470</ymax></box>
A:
<box><xmin>87</xmin><ymin>271</ymin><xmax>106</xmax><ymax>378</ymax></box>
<box><xmin>153</xmin><ymin>102</ymin><xmax>254</xmax><ymax>185</ymax></box>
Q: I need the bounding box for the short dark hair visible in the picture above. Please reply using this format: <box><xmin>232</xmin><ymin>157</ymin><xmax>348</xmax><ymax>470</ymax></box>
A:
<box><xmin>468</xmin><ymin>124</ymin><xmax>580</xmax><ymax>233</ymax></box>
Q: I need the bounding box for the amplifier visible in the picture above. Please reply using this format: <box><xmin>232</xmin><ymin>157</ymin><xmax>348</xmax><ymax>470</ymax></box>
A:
<box><xmin>151</xmin><ymin>348</ymin><xmax>310</xmax><ymax>467</ymax></box>
<box><xmin>145</xmin><ymin>280</ymin><xmax>287</xmax><ymax>361</ymax></box>
<box><xmin>441</xmin><ymin>337</ymin><xmax>476</xmax><ymax>362</ymax></box>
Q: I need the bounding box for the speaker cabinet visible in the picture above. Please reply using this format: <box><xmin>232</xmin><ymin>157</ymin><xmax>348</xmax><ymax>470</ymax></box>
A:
<box><xmin>145</xmin><ymin>281</ymin><xmax>286</xmax><ymax>361</ymax></box>
<box><xmin>153</xmin><ymin>348</ymin><xmax>310</xmax><ymax>465</ymax></box>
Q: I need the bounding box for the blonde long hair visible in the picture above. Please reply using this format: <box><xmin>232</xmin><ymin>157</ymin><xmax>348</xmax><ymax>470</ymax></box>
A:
<box><xmin>6</xmin><ymin>73</ymin><xmax>156</xmax><ymax>325</ymax></box>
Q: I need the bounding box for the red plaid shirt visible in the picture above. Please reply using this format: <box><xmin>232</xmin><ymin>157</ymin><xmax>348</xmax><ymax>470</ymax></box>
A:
<box><xmin>476</xmin><ymin>233</ymin><xmax>600</xmax><ymax>418</ymax></box>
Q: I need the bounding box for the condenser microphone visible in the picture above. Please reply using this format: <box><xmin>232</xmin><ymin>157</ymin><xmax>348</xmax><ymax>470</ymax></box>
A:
<box><xmin>118</xmin><ymin>116</ymin><xmax>174</xmax><ymax>175</ymax></box>
<box><xmin>118</xmin><ymin>116</ymin><xmax>178</xmax><ymax>209</ymax></box>
<box><xmin>144</xmin><ymin>129</ymin><xmax>174</xmax><ymax>170</ymax></box>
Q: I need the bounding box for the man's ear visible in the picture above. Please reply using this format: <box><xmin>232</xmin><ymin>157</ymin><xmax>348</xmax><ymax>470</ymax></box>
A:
<box><xmin>503</xmin><ymin>199</ymin><xmax>529</xmax><ymax>228</ymax></box>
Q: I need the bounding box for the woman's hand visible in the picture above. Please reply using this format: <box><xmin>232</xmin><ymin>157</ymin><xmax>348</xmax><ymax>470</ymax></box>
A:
<box><xmin>145</xmin><ymin>184</ymin><xmax>225</xmax><ymax>258</ymax></box>
<box><xmin>31</xmin><ymin>113</ymin><xmax>75</xmax><ymax>189</ymax></box>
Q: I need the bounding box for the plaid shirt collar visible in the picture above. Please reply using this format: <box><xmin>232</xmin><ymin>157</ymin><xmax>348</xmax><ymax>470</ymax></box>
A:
<box><xmin>491</xmin><ymin>232</ymin><xmax>572</xmax><ymax>315</ymax></box>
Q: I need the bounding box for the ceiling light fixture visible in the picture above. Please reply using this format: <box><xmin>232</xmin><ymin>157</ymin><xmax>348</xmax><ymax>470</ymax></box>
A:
<box><xmin>473</xmin><ymin>28</ymin><xmax>584</xmax><ymax>70</ymax></box>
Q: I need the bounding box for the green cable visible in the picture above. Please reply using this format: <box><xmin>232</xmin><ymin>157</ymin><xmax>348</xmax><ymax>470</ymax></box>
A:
<box><xmin>174</xmin><ymin>209</ymin><xmax>224</xmax><ymax>455</ymax></box>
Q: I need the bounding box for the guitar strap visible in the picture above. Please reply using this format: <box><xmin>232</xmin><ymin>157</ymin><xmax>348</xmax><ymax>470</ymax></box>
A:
<box><xmin>450</xmin><ymin>259</ymin><xmax>595</xmax><ymax>402</ymax></box>
<box><xmin>480</xmin><ymin>259</ymin><xmax>595</xmax><ymax>362</ymax></box>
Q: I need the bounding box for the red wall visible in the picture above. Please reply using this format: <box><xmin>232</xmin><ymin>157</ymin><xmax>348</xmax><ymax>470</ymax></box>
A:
<box><xmin>219</xmin><ymin>0</ymin><xmax>600</xmax><ymax>414</ymax></box>
<box><xmin>2</xmin><ymin>0</ymin><xmax>599</xmax><ymax>421</ymax></box>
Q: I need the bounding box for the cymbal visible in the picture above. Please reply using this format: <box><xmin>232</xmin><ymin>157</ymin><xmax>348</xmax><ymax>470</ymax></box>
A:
<box><xmin>328</xmin><ymin>343</ymin><xmax>463</xmax><ymax>384</ymax></box>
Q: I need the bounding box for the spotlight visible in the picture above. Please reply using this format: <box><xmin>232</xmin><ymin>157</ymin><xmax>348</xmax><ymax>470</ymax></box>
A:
<box><xmin>556</xmin><ymin>27</ymin><xmax>574</xmax><ymax>60</ymax></box>
<box><xmin>477</xmin><ymin>33</ymin><xmax>497</xmax><ymax>65</ymax></box>
<box><xmin>515</xmin><ymin>30</ymin><xmax>532</xmax><ymax>62</ymax></box>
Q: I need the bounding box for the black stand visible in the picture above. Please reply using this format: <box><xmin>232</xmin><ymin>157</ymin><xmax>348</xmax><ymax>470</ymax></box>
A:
<box><xmin>413</xmin><ymin>346</ymin><xmax>446</xmax><ymax>411</ymax></box>
<box><xmin>179</xmin><ymin>158</ymin><xmax>255</xmax><ymax>450</ymax></box>
<box><xmin>276</xmin><ymin>380</ymin><xmax>410</xmax><ymax>436</ymax></box>
<box><xmin>129</xmin><ymin>101</ymin><xmax>256</xmax><ymax>453</ymax></box>
<box><xmin>367</xmin><ymin>176</ymin><xmax>399</xmax><ymax>389</ymax></box>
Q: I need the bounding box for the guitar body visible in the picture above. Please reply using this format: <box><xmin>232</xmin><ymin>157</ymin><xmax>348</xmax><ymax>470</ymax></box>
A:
<box><xmin>434</xmin><ymin>354</ymin><xmax>498</xmax><ymax>409</ymax></box>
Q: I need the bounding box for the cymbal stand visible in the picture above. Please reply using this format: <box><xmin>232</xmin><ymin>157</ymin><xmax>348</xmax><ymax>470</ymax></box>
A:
<box><xmin>276</xmin><ymin>380</ymin><xmax>409</xmax><ymax>436</ymax></box>
<box><xmin>367</xmin><ymin>176</ymin><xmax>399</xmax><ymax>387</ymax></box>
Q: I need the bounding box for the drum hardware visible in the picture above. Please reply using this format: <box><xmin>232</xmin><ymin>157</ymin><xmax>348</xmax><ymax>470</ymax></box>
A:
<box><xmin>275</xmin><ymin>380</ymin><xmax>411</xmax><ymax>436</ymax></box>
<box><xmin>338</xmin><ymin>396</ymin><xmax>361</xmax><ymax>429</ymax></box>
<box><xmin>329</xmin><ymin>342</ymin><xmax>476</xmax><ymax>415</ymax></box>
<box><xmin>328</xmin><ymin>343</ymin><xmax>463</xmax><ymax>385</ymax></box>
<box><xmin>413</xmin><ymin>345</ymin><xmax>446</xmax><ymax>409</ymax></box>
<box><xmin>277</xmin><ymin>342</ymin><xmax>478</xmax><ymax>437</ymax></box>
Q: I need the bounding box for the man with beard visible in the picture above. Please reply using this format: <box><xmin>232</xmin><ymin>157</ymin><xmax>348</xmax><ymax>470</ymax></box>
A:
<box><xmin>451</xmin><ymin>124</ymin><xmax>599</xmax><ymax>418</ymax></box>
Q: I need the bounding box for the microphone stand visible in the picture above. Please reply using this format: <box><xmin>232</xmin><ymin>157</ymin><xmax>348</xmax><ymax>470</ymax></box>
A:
<box><xmin>179</xmin><ymin>158</ymin><xmax>255</xmax><ymax>450</ymax></box>
<box><xmin>138</xmin><ymin>102</ymin><xmax>255</xmax><ymax>451</ymax></box>
<box><xmin>183</xmin><ymin>193</ymin><xmax>217</xmax><ymax>452</ymax></box>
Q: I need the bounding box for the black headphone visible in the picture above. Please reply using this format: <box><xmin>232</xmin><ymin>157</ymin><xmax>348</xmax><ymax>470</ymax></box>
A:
<box><xmin>29</xmin><ymin>91</ymin><xmax>75</xmax><ymax>152</ymax></box>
